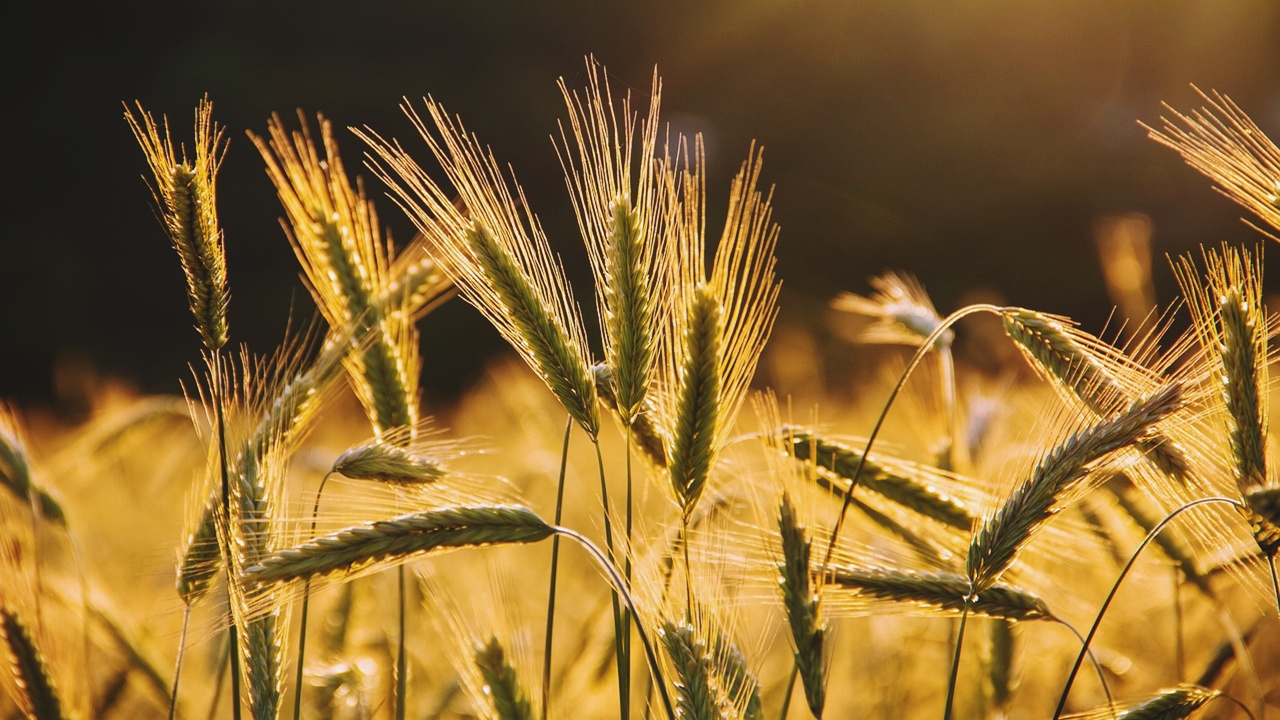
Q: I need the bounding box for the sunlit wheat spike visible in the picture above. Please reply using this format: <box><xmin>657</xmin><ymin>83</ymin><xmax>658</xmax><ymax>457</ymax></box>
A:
<box><xmin>253</xmin><ymin>111</ymin><xmax>419</xmax><ymax>438</ymax></box>
<box><xmin>331</xmin><ymin>437</ymin><xmax>447</xmax><ymax>485</ymax></box>
<box><xmin>1</xmin><ymin>607</ymin><xmax>64</xmax><ymax>720</ymax></box>
<box><xmin>777</xmin><ymin>492</ymin><xmax>826</xmax><ymax>719</ymax></box>
<box><xmin>356</xmin><ymin>98</ymin><xmax>599</xmax><ymax>438</ymax></box>
<box><xmin>967</xmin><ymin>381</ymin><xmax>1184</xmax><ymax>591</ymax></box>
<box><xmin>656</xmin><ymin>137</ymin><xmax>781</xmax><ymax>515</ymax></box>
<box><xmin>466</xmin><ymin>221</ymin><xmax>600</xmax><ymax>436</ymax></box>
<box><xmin>784</xmin><ymin>427</ymin><xmax>973</xmax><ymax>531</ymax></box>
<box><xmin>667</xmin><ymin>284</ymin><xmax>723</xmax><ymax>516</ymax></box>
<box><xmin>658</xmin><ymin>620</ymin><xmax>718</xmax><ymax>720</ymax></box>
<box><xmin>825</xmin><ymin>566</ymin><xmax>1053</xmax><ymax>621</ymax></box>
<box><xmin>1173</xmin><ymin>245</ymin><xmax>1268</xmax><ymax>495</ymax></box>
<box><xmin>557</xmin><ymin>59</ymin><xmax>664</xmax><ymax>425</ymax></box>
<box><xmin>125</xmin><ymin>96</ymin><xmax>230</xmax><ymax>350</ymax></box>
<box><xmin>708</xmin><ymin>627</ymin><xmax>763</xmax><ymax>720</ymax></box>
<box><xmin>0</xmin><ymin>403</ymin><xmax>66</xmax><ymax>526</ymax></box>
<box><xmin>245</xmin><ymin>505</ymin><xmax>554</xmax><ymax>583</ymax></box>
<box><xmin>475</xmin><ymin>636</ymin><xmax>535</xmax><ymax>720</ymax></box>
<box><xmin>593</xmin><ymin>363</ymin><xmax>668</xmax><ymax>469</ymax></box>
<box><xmin>1001</xmin><ymin>308</ymin><xmax>1190</xmax><ymax>482</ymax></box>
<box><xmin>1061</xmin><ymin>684</ymin><xmax>1219</xmax><ymax>720</ymax></box>
<box><xmin>1145</xmin><ymin>86</ymin><xmax>1280</xmax><ymax>235</ymax></box>
<box><xmin>831</xmin><ymin>270</ymin><xmax>953</xmax><ymax>347</ymax></box>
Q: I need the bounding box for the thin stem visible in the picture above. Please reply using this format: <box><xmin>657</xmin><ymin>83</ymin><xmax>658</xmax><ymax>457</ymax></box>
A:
<box><xmin>820</xmin><ymin>304</ymin><xmax>1002</xmax><ymax>573</ymax></box>
<box><xmin>1173</xmin><ymin>566</ymin><xmax>1184</xmax><ymax>682</ymax></box>
<box><xmin>1269</xmin><ymin>554</ymin><xmax>1280</xmax><ymax>616</ymax></box>
<box><xmin>541</xmin><ymin>416</ymin><xmax>573</xmax><ymax>720</ymax></box>
<box><xmin>942</xmin><ymin>601</ymin><xmax>971</xmax><ymax>720</ymax></box>
<box><xmin>553</xmin><ymin>526</ymin><xmax>676</xmax><ymax>720</ymax></box>
<box><xmin>778</xmin><ymin>664</ymin><xmax>798</xmax><ymax>720</ymax></box>
<box><xmin>623</xmin><ymin>425</ymin><xmax>634</xmax><ymax>714</ymax></box>
<box><xmin>594</xmin><ymin>439</ymin><xmax>627</xmax><ymax>720</ymax></box>
<box><xmin>167</xmin><ymin>605</ymin><xmax>191</xmax><ymax>720</ymax></box>
<box><xmin>1052</xmin><ymin>496</ymin><xmax>1243</xmax><ymax>719</ymax></box>
<box><xmin>938</xmin><ymin>344</ymin><xmax>959</xmax><ymax>472</ymax></box>
<box><xmin>206</xmin><ymin>633</ymin><xmax>230</xmax><ymax>720</ymax></box>
<box><xmin>1049</xmin><ymin>617</ymin><xmax>1112</xmax><ymax>711</ymax></box>
<box><xmin>294</xmin><ymin>472</ymin><xmax>335</xmax><ymax>720</ymax></box>
<box><xmin>212</xmin><ymin>352</ymin><xmax>242</xmax><ymax>720</ymax></box>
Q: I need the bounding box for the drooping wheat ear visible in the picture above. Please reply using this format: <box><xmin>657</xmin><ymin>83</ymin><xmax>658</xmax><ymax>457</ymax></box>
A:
<box><xmin>667</xmin><ymin>284</ymin><xmax>722</xmax><ymax>516</ymax></box>
<box><xmin>1144</xmin><ymin>86</ymin><xmax>1280</xmax><ymax>235</ymax></box>
<box><xmin>784</xmin><ymin>427</ymin><xmax>973</xmax><ymax>531</ymax></box>
<box><xmin>356</xmin><ymin>99</ymin><xmax>599</xmax><ymax>438</ymax></box>
<box><xmin>0</xmin><ymin>403</ymin><xmax>66</xmax><ymax>525</ymax></box>
<box><xmin>831</xmin><ymin>270</ymin><xmax>953</xmax><ymax>348</ymax></box>
<box><xmin>593</xmin><ymin>363</ymin><xmax>668</xmax><ymax>469</ymax></box>
<box><xmin>1244</xmin><ymin>487</ymin><xmax>1280</xmax><ymax>556</ymax></box>
<box><xmin>825</xmin><ymin>566</ymin><xmax>1053</xmax><ymax>622</ymax></box>
<box><xmin>252</xmin><ymin>112</ymin><xmax>419</xmax><ymax>439</ymax></box>
<box><xmin>658</xmin><ymin>620</ymin><xmax>718</xmax><ymax>720</ymax></box>
<box><xmin>1</xmin><ymin>607</ymin><xmax>64</xmax><ymax>720</ymax></box>
<box><xmin>967</xmin><ymin>382</ymin><xmax>1184</xmax><ymax>592</ymax></box>
<box><xmin>475</xmin><ymin>636</ymin><xmax>535</xmax><ymax>720</ymax></box>
<box><xmin>245</xmin><ymin>505</ymin><xmax>554</xmax><ymax>583</ymax></box>
<box><xmin>331</xmin><ymin>437</ymin><xmax>446</xmax><ymax>485</ymax></box>
<box><xmin>557</xmin><ymin>59</ymin><xmax>665</xmax><ymax>425</ymax></box>
<box><xmin>125</xmin><ymin>97</ymin><xmax>229</xmax><ymax>350</ymax></box>
<box><xmin>777</xmin><ymin>493</ymin><xmax>826</xmax><ymax>719</ymax></box>
<box><xmin>1062</xmin><ymin>684</ymin><xmax>1220</xmax><ymax>720</ymax></box>
<box><xmin>1001</xmin><ymin>308</ymin><xmax>1190</xmax><ymax>483</ymax></box>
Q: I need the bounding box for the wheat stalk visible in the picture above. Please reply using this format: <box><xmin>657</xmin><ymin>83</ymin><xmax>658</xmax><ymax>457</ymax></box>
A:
<box><xmin>967</xmin><ymin>381</ymin><xmax>1183</xmax><ymax>592</ymax></box>
<box><xmin>245</xmin><ymin>505</ymin><xmax>554</xmax><ymax>583</ymax></box>
<box><xmin>125</xmin><ymin>97</ymin><xmax>230</xmax><ymax>351</ymax></box>
<box><xmin>1145</xmin><ymin>86</ymin><xmax>1280</xmax><ymax>236</ymax></box>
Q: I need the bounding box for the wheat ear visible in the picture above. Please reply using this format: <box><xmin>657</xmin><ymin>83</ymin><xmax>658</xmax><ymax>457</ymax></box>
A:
<box><xmin>785</xmin><ymin>427</ymin><xmax>973</xmax><ymax>531</ymax></box>
<box><xmin>777</xmin><ymin>492</ymin><xmax>826</xmax><ymax>719</ymax></box>
<box><xmin>245</xmin><ymin>505</ymin><xmax>554</xmax><ymax>583</ymax></box>
<box><xmin>0</xmin><ymin>403</ymin><xmax>66</xmax><ymax>525</ymax></box>
<box><xmin>967</xmin><ymin>381</ymin><xmax>1183</xmax><ymax>591</ymax></box>
<box><xmin>252</xmin><ymin>112</ymin><xmax>420</xmax><ymax>438</ymax></box>
<box><xmin>357</xmin><ymin>100</ymin><xmax>600</xmax><ymax>438</ymax></box>
<box><xmin>331</xmin><ymin>438</ymin><xmax>447</xmax><ymax>485</ymax></box>
<box><xmin>593</xmin><ymin>363</ymin><xmax>668</xmax><ymax>469</ymax></box>
<box><xmin>825</xmin><ymin>566</ymin><xmax>1053</xmax><ymax>621</ymax></box>
<box><xmin>667</xmin><ymin>284</ymin><xmax>723</xmax><ymax>516</ymax></box>
<box><xmin>475</xmin><ymin>636</ymin><xmax>535</xmax><ymax>720</ymax></box>
<box><xmin>1144</xmin><ymin>86</ymin><xmax>1280</xmax><ymax>235</ymax></box>
<box><xmin>125</xmin><ymin>97</ymin><xmax>229</xmax><ymax>351</ymax></box>
<box><xmin>658</xmin><ymin>620</ymin><xmax>718</xmax><ymax>720</ymax></box>
<box><xmin>1061</xmin><ymin>684</ymin><xmax>1220</xmax><ymax>720</ymax></box>
<box><xmin>1001</xmin><ymin>308</ymin><xmax>1190</xmax><ymax>482</ymax></box>
<box><xmin>1</xmin><ymin>608</ymin><xmax>64</xmax><ymax>720</ymax></box>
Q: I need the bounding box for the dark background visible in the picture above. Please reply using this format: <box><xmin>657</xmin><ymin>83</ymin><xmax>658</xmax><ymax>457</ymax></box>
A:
<box><xmin>6</xmin><ymin>1</ymin><xmax>1279</xmax><ymax>419</ymax></box>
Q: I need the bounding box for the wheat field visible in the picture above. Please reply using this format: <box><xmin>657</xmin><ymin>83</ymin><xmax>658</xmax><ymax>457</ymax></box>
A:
<box><xmin>1</xmin><ymin>59</ymin><xmax>1278</xmax><ymax>720</ymax></box>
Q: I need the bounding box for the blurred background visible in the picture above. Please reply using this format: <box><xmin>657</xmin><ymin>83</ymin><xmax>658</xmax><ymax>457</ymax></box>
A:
<box><xmin>5</xmin><ymin>0</ymin><xmax>1279</xmax><ymax>420</ymax></box>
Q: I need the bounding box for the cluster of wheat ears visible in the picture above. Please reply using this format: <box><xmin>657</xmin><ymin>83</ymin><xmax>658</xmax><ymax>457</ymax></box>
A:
<box><xmin>2</xmin><ymin>58</ymin><xmax>1280</xmax><ymax>720</ymax></box>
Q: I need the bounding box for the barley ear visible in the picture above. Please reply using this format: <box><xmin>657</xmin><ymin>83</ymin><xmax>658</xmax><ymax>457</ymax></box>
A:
<box><xmin>658</xmin><ymin>620</ymin><xmax>718</xmax><ymax>720</ymax></box>
<box><xmin>0</xmin><ymin>608</ymin><xmax>65</xmax><ymax>720</ymax></box>
<box><xmin>777</xmin><ymin>492</ymin><xmax>826</xmax><ymax>718</ymax></box>
<box><xmin>667</xmin><ymin>285</ymin><xmax>722</xmax><ymax>516</ymax></box>
<box><xmin>826</xmin><ymin>566</ymin><xmax>1053</xmax><ymax>622</ymax></box>
<box><xmin>475</xmin><ymin>636</ymin><xmax>535</xmax><ymax>720</ymax></box>
<box><xmin>125</xmin><ymin>97</ymin><xmax>230</xmax><ymax>350</ymax></box>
